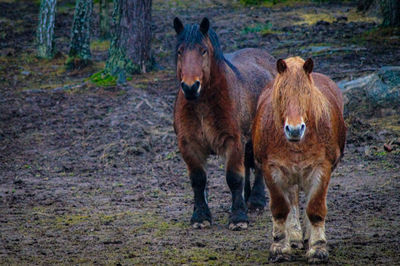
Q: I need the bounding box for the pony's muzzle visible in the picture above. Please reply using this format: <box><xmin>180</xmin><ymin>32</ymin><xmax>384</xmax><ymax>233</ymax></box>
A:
<box><xmin>181</xmin><ymin>80</ymin><xmax>201</xmax><ymax>100</ymax></box>
<box><xmin>284</xmin><ymin>122</ymin><xmax>306</xmax><ymax>142</ymax></box>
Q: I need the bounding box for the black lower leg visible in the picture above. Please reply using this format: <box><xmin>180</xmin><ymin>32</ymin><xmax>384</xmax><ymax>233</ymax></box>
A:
<box><xmin>248</xmin><ymin>167</ymin><xmax>267</xmax><ymax>209</ymax></box>
<box><xmin>190</xmin><ymin>168</ymin><xmax>211</xmax><ymax>224</ymax></box>
<box><xmin>244</xmin><ymin>141</ymin><xmax>253</xmax><ymax>202</ymax></box>
<box><xmin>244</xmin><ymin>167</ymin><xmax>251</xmax><ymax>202</ymax></box>
<box><xmin>226</xmin><ymin>170</ymin><xmax>248</xmax><ymax>224</ymax></box>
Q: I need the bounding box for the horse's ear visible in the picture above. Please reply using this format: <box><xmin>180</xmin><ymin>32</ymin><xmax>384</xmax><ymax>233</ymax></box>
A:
<box><xmin>174</xmin><ymin>17</ymin><xmax>184</xmax><ymax>35</ymax></box>
<box><xmin>277</xmin><ymin>59</ymin><xmax>287</xmax><ymax>74</ymax></box>
<box><xmin>199</xmin><ymin>17</ymin><xmax>210</xmax><ymax>35</ymax></box>
<box><xmin>303</xmin><ymin>58</ymin><xmax>314</xmax><ymax>75</ymax></box>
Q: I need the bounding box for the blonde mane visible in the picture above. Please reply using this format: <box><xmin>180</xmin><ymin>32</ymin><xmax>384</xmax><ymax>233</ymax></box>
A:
<box><xmin>271</xmin><ymin>57</ymin><xmax>330</xmax><ymax>129</ymax></box>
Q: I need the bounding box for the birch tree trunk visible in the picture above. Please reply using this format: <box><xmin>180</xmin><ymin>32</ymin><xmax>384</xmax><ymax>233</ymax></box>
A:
<box><xmin>99</xmin><ymin>0</ymin><xmax>110</xmax><ymax>39</ymax></box>
<box><xmin>68</xmin><ymin>0</ymin><xmax>93</xmax><ymax>69</ymax></box>
<box><xmin>36</xmin><ymin>0</ymin><xmax>57</xmax><ymax>59</ymax></box>
<box><xmin>105</xmin><ymin>0</ymin><xmax>153</xmax><ymax>83</ymax></box>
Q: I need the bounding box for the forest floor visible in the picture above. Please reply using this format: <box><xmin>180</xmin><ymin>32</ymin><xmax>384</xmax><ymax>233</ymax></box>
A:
<box><xmin>1</xmin><ymin>0</ymin><xmax>400</xmax><ymax>264</ymax></box>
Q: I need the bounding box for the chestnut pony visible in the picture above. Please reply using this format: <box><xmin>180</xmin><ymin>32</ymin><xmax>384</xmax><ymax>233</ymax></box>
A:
<box><xmin>173</xmin><ymin>17</ymin><xmax>276</xmax><ymax>230</ymax></box>
<box><xmin>252</xmin><ymin>57</ymin><xmax>346</xmax><ymax>262</ymax></box>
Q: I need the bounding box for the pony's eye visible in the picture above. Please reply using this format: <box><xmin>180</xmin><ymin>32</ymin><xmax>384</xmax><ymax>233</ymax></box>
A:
<box><xmin>177</xmin><ymin>50</ymin><xmax>182</xmax><ymax>56</ymax></box>
<box><xmin>202</xmin><ymin>49</ymin><xmax>207</xmax><ymax>56</ymax></box>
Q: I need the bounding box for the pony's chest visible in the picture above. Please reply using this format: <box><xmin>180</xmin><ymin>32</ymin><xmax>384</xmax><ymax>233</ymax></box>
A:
<box><xmin>269</xmin><ymin>159</ymin><xmax>324</xmax><ymax>191</ymax></box>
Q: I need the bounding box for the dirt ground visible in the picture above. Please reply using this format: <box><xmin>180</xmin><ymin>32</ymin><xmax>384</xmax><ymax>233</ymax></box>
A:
<box><xmin>1</xmin><ymin>0</ymin><xmax>400</xmax><ymax>264</ymax></box>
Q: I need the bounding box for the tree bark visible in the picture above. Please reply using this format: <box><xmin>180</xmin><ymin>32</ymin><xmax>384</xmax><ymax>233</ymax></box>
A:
<box><xmin>105</xmin><ymin>0</ymin><xmax>153</xmax><ymax>82</ymax></box>
<box><xmin>68</xmin><ymin>0</ymin><xmax>93</xmax><ymax>68</ymax></box>
<box><xmin>99</xmin><ymin>0</ymin><xmax>110</xmax><ymax>39</ymax></box>
<box><xmin>380</xmin><ymin>0</ymin><xmax>400</xmax><ymax>26</ymax></box>
<box><xmin>36</xmin><ymin>0</ymin><xmax>57</xmax><ymax>59</ymax></box>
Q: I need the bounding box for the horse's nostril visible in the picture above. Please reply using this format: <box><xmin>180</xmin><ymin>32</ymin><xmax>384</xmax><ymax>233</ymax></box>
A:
<box><xmin>301</xmin><ymin>124</ymin><xmax>305</xmax><ymax>131</ymax></box>
<box><xmin>191</xmin><ymin>81</ymin><xmax>200</xmax><ymax>91</ymax></box>
<box><xmin>285</xmin><ymin>125</ymin><xmax>290</xmax><ymax>132</ymax></box>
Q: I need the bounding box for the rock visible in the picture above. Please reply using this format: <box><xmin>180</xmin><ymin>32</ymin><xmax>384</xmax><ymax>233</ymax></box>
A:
<box><xmin>383</xmin><ymin>143</ymin><xmax>392</xmax><ymax>152</ymax></box>
<box><xmin>338</xmin><ymin>66</ymin><xmax>400</xmax><ymax>116</ymax></box>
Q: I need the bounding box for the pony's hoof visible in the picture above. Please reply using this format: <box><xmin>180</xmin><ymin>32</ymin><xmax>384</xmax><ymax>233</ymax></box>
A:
<box><xmin>307</xmin><ymin>245</ymin><xmax>329</xmax><ymax>264</ymax></box>
<box><xmin>192</xmin><ymin>220</ymin><xmax>211</xmax><ymax>229</ymax></box>
<box><xmin>228</xmin><ymin>222</ymin><xmax>248</xmax><ymax>231</ymax></box>
<box><xmin>269</xmin><ymin>253</ymin><xmax>291</xmax><ymax>263</ymax></box>
<box><xmin>269</xmin><ymin>241</ymin><xmax>291</xmax><ymax>262</ymax></box>
<box><xmin>290</xmin><ymin>240</ymin><xmax>304</xmax><ymax>249</ymax></box>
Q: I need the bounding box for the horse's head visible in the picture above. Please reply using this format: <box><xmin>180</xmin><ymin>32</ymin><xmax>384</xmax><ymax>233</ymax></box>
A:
<box><xmin>173</xmin><ymin>17</ymin><xmax>214</xmax><ymax>101</ymax></box>
<box><xmin>272</xmin><ymin>57</ymin><xmax>328</xmax><ymax>143</ymax></box>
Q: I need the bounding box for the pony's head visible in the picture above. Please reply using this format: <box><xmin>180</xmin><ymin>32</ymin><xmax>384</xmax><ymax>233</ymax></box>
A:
<box><xmin>272</xmin><ymin>57</ymin><xmax>329</xmax><ymax>142</ymax></box>
<box><xmin>173</xmin><ymin>17</ymin><xmax>223</xmax><ymax>101</ymax></box>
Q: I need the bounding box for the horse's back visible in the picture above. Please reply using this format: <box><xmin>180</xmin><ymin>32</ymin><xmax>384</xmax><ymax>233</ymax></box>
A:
<box><xmin>226</xmin><ymin>48</ymin><xmax>276</xmax><ymax>88</ymax></box>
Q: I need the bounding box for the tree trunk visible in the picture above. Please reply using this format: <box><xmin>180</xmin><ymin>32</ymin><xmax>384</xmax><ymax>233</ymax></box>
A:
<box><xmin>380</xmin><ymin>0</ymin><xmax>400</xmax><ymax>26</ymax></box>
<box><xmin>36</xmin><ymin>0</ymin><xmax>57</xmax><ymax>59</ymax></box>
<box><xmin>99</xmin><ymin>0</ymin><xmax>110</xmax><ymax>39</ymax></box>
<box><xmin>68</xmin><ymin>0</ymin><xmax>93</xmax><ymax>69</ymax></box>
<box><xmin>105</xmin><ymin>0</ymin><xmax>153</xmax><ymax>83</ymax></box>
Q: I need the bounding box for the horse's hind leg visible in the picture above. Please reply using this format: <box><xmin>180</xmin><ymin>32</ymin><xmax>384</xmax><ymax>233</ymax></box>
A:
<box><xmin>304</xmin><ymin>165</ymin><xmax>331</xmax><ymax>263</ymax></box>
<box><xmin>287</xmin><ymin>185</ymin><xmax>303</xmax><ymax>249</ymax></box>
<box><xmin>225</xmin><ymin>139</ymin><xmax>248</xmax><ymax>230</ymax></box>
<box><xmin>244</xmin><ymin>141</ymin><xmax>252</xmax><ymax>203</ymax></box>
<box><xmin>180</xmin><ymin>143</ymin><xmax>211</xmax><ymax>229</ymax></box>
<box><xmin>244</xmin><ymin>141</ymin><xmax>266</xmax><ymax>211</ymax></box>
<box><xmin>263</xmin><ymin>165</ymin><xmax>291</xmax><ymax>262</ymax></box>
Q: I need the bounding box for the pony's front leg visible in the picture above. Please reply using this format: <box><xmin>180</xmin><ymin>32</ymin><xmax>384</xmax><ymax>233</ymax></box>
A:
<box><xmin>287</xmin><ymin>185</ymin><xmax>303</xmax><ymax>249</ymax></box>
<box><xmin>263</xmin><ymin>165</ymin><xmax>291</xmax><ymax>262</ymax></box>
<box><xmin>225</xmin><ymin>140</ymin><xmax>248</xmax><ymax>230</ymax></box>
<box><xmin>180</xmin><ymin>142</ymin><xmax>211</xmax><ymax>229</ymax></box>
<box><xmin>304</xmin><ymin>165</ymin><xmax>331</xmax><ymax>263</ymax></box>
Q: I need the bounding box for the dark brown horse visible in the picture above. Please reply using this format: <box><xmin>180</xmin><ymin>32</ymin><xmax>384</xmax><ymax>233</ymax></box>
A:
<box><xmin>173</xmin><ymin>17</ymin><xmax>276</xmax><ymax>230</ymax></box>
<box><xmin>252</xmin><ymin>57</ymin><xmax>346</xmax><ymax>262</ymax></box>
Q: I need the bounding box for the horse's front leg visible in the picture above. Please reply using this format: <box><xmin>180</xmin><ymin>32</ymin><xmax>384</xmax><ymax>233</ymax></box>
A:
<box><xmin>304</xmin><ymin>164</ymin><xmax>331</xmax><ymax>263</ymax></box>
<box><xmin>263</xmin><ymin>164</ymin><xmax>292</xmax><ymax>262</ymax></box>
<box><xmin>287</xmin><ymin>185</ymin><xmax>303</xmax><ymax>249</ymax></box>
<box><xmin>225</xmin><ymin>139</ymin><xmax>248</xmax><ymax>230</ymax></box>
<box><xmin>179</xmin><ymin>141</ymin><xmax>211</xmax><ymax>229</ymax></box>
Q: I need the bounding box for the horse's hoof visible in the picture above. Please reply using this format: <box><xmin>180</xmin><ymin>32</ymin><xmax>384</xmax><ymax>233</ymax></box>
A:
<box><xmin>228</xmin><ymin>222</ymin><xmax>248</xmax><ymax>231</ymax></box>
<box><xmin>269</xmin><ymin>253</ymin><xmax>291</xmax><ymax>263</ymax></box>
<box><xmin>247</xmin><ymin>203</ymin><xmax>265</xmax><ymax>213</ymax></box>
<box><xmin>290</xmin><ymin>240</ymin><xmax>304</xmax><ymax>249</ymax></box>
<box><xmin>247</xmin><ymin>195</ymin><xmax>266</xmax><ymax>212</ymax></box>
<box><xmin>192</xmin><ymin>220</ymin><xmax>211</xmax><ymax>229</ymax></box>
<box><xmin>307</xmin><ymin>245</ymin><xmax>329</xmax><ymax>264</ymax></box>
<box><xmin>269</xmin><ymin>241</ymin><xmax>291</xmax><ymax>262</ymax></box>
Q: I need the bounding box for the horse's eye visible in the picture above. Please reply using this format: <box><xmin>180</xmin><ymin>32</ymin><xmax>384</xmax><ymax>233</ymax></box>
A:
<box><xmin>202</xmin><ymin>50</ymin><xmax>207</xmax><ymax>56</ymax></box>
<box><xmin>177</xmin><ymin>50</ymin><xmax>182</xmax><ymax>56</ymax></box>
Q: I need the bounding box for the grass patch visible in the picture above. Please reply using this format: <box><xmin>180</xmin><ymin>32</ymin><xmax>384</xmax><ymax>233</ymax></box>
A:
<box><xmin>90</xmin><ymin>39</ymin><xmax>111</xmax><ymax>52</ymax></box>
<box><xmin>242</xmin><ymin>22</ymin><xmax>281</xmax><ymax>35</ymax></box>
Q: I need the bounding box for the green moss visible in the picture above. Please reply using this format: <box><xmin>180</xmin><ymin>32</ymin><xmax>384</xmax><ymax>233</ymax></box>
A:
<box><xmin>89</xmin><ymin>71</ymin><xmax>117</xmax><ymax>87</ymax></box>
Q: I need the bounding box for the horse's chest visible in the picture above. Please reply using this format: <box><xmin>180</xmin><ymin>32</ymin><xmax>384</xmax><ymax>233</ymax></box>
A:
<box><xmin>269</xmin><ymin>159</ymin><xmax>323</xmax><ymax>192</ymax></box>
<box><xmin>198</xmin><ymin>115</ymin><xmax>237</xmax><ymax>155</ymax></box>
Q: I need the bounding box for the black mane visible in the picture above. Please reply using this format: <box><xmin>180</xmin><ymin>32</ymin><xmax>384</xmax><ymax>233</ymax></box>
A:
<box><xmin>176</xmin><ymin>24</ymin><xmax>241</xmax><ymax>77</ymax></box>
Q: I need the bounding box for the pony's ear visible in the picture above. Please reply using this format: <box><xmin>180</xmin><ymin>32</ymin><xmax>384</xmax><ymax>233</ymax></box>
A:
<box><xmin>277</xmin><ymin>59</ymin><xmax>287</xmax><ymax>74</ymax></box>
<box><xmin>303</xmin><ymin>58</ymin><xmax>314</xmax><ymax>74</ymax></box>
<box><xmin>174</xmin><ymin>17</ymin><xmax>184</xmax><ymax>35</ymax></box>
<box><xmin>199</xmin><ymin>17</ymin><xmax>210</xmax><ymax>35</ymax></box>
